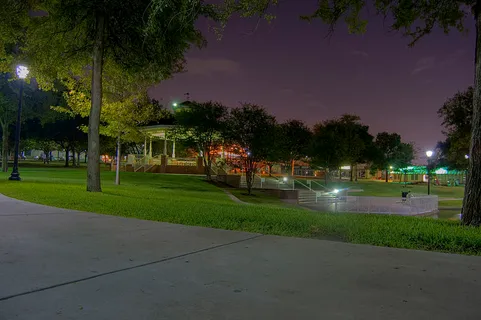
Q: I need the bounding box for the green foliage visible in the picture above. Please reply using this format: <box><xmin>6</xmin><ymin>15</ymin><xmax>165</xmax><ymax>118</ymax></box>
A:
<box><xmin>0</xmin><ymin>167</ymin><xmax>479</xmax><ymax>255</ymax></box>
<box><xmin>373</xmin><ymin>132</ymin><xmax>415</xmax><ymax>171</ymax></box>
<box><xmin>336</xmin><ymin>114</ymin><xmax>374</xmax><ymax>166</ymax></box>
<box><xmin>225</xmin><ymin>103</ymin><xmax>277</xmax><ymax>193</ymax></box>
<box><xmin>174</xmin><ymin>101</ymin><xmax>228</xmax><ymax>178</ymax></box>
<box><xmin>437</xmin><ymin>87</ymin><xmax>472</xmax><ymax>170</ymax></box>
<box><xmin>310</xmin><ymin>120</ymin><xmax>345</xmax><ymax>171</ymax></box>
<box><xmin>278</xmin><ymin>120</ymin><xmax>312</xmax><ymax>166</ymax></box>
<box><xmin>300</xmin><ymin>0</ymin><xmax>471</xmax><ymax>46</ymax></box>
<box><xmin>25</xmin><ymin>0</ymin><xmax>207</xmax><ymax>86</ymax></box>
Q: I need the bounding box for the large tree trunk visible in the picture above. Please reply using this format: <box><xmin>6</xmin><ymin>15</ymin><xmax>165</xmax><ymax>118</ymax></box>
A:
<box><xmin>462</xmin><ymin>1</ymin><xmax>481</xmax><ymax>226</ymax></box>
<box><xmin>87</xmin><ymin>13</ymin><xmax>105</xmax><ymax>192</ymax></box>
<box><xmin>1</xmin><ymin>123</ymin><xmax>8</xmax><ymax>172</ymax></box>
<box><xmin>115</xmin><ymin>134</ymin><xmax>121</xmax><ymax>185</ymax></box>
<box><xmin>385</xmin><ymin>168</ymin><xmax>389</xmax><ymax>182</ymax></box>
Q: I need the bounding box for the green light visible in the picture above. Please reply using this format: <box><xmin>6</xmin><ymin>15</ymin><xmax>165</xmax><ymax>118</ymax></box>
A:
<box><xmin>172</xmin><ymin>102</ymin><xmax>178</xmax><ymax>107</ymax></box>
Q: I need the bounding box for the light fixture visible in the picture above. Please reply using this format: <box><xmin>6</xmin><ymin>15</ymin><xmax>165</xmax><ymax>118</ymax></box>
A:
<box><xmin>389</xmin><ymin>166</ymin><xmax>393</xmax><ymax>169</ymax></box>
<box><xmin>16</xmin><ymin>65</ymin><xmax>29</xmax><ymax>79</ymax></box>
<box><xmin>333</xmin><ymin>189</ymin><xmax>339</xmax><ymax>194</ymax></box>
<box><xmin>426</xmin><ymin>150</ymin><xmax>433</xmax><ymax>158</ymax></box>
<box><xmin>283</xmin><ymin>177</ymin><xmax>288</xmax><ymax>182</ymax></box>
<box><xmin>465</xmin><ymin>154</ymin><xmax>469</xmax><ymax>159</ymax></box>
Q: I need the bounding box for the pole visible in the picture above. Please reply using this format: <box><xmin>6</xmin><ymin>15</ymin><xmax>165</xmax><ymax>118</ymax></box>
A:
<box><xmin>115</xmin><ymin>134</ymin><xmax>121</xmax><ymax>185</ymax></box>
<box><xmin>9</xmin><ymin>81</ymin><xmax>24</xmax><ymax>181</ymax></box>
<box><xmin>427</xmin><ymin>161</ymin><xmax>431</xmax><ymax>195</ymax></box>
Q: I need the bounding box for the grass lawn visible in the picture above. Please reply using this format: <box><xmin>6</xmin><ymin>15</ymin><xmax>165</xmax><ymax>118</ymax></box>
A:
<box><xmin>439</xmin><ymin>200</ymin><xmax>463</xmax><ymax>207</ymax></box>
<box><xmin>228</xmin><ymin>189</ymin><xmax>299</xmax><ymax>208</ymax></box>
<box><xmin>0</xmin><ymin>167</ymin><xmax>480</xmax><ymax>255</ymax></box>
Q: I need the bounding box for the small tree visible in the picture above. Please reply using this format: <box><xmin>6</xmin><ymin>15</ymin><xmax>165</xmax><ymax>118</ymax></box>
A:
<box><xmin>278</xmin><ymin>120</ymin><xmax>312</xmax><ymax>176</ymax></box>
<box><xmin>373</xmin><ymin>132</ymin><xmax>415</xmax><ymax>182</ymax></box>
<box><xmin>174</xmin><ymin>101</ymin><xmax>228</xmax><ymax>180</ymax></box>
<box><xmin>335</xmin><ymin>114</ymin><xmax>373</xmax><ymax>181</ymax></box>
<box><xmin>437</xmin><ymin>87</ymin><xmax>473</xmax><ymax>170</ymax></box>
<box><xmin>225</xmin><ymin>104</ymin><xmax>277</xmax><ymax>195</ymax></box>
<box><xmin>310</xmin><ymin>120</ymin><xmax>344</xmax><ymax>185</ymax></box>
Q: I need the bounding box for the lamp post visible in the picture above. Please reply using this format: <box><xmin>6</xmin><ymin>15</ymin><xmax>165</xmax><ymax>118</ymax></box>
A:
<box><xmin>9</xmin><ymin>65</ymin><xmax>29</xmax><ymax>181</ymax></box>
<box><xmin>426</xmin><ymin>150</ymin><xmax>433</xmax><ymax>195</ymax></box>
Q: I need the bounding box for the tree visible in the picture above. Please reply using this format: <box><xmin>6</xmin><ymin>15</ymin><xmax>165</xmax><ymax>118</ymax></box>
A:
<box><xmin>373</xmin><ymin>132</ymin><xmax>415</xmax><ymax>182</ymax></box>
<box><xmin>264</xmin><ymin>124</ymin><xmax>284</xmax><ymax>176</ymax></box>
<box><xmin>278</xmin><ymin>120</ymin><xmax>312</xmax><ymax>176</ymax></box>
<box><xmin>14</xmin><ymin>0</ymin><xmax>213</xmax><ymax>192</ymax></box>
<box><xmin>310</xmin><ymin>120</ymin><xmax>344</xmax><ymax>185</ymax></box>
<box><xmin>336</xmin><ymin>114</ymin><xmax>374</xmax><ymax>181</ymax></box>
<box><xmin>438</xmin><ymin>87</ymin><xmax>473</xmax><ymax>170</ymax></box>
<box><xmin>174</xmin><ymin>101</ymin><xmax>228</xmax><ymax>180</ymax></box>
<box><xmin>224</xmin><ymin>104</ymin><xmax>277</xmax><ymax>195</ymax></box>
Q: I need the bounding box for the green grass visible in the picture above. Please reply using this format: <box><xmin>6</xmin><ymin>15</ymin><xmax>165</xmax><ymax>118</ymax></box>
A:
<box><xmin>439</xmin><ymin>200</ymin><xmax>463</xmax><ymax>207</ymax></box>
<box><xmin>437</xmin><ymin>209</ymin><xmax>461</xmax><ymax>220</ymax></box>
<box><xmin>229</xmin><ymin>189</ymin><xmax>289</xmax><ymax>206</ymax></box>
<box><xmin>0</xmin><ymin>168</ymin><xmax>480</xmax><ymax>255</ymax></box>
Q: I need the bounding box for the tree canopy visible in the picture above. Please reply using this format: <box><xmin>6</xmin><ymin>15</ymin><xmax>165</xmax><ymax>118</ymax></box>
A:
<box><xmin>174</xmin><ymin>101</ymin><xmax>228</xmax><ymax>179</ymax></box>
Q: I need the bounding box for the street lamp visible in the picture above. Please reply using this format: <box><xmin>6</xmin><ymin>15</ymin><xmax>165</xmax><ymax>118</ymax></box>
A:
<box><xmin>426</xmin><ymin>150</ymin><xmax>433</xmax><ymax>195</ymax></box>
<box><xmin>9</xmin><ymin>65</ymin><xmax>29</xmax><ymax>181</ymax></box>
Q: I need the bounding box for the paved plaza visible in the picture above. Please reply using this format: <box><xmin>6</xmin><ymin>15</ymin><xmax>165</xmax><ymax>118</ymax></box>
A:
<box><xmin>1</xmin><ymin>194</ymin><xmax>480</xmax><ymax>320</ymax></box>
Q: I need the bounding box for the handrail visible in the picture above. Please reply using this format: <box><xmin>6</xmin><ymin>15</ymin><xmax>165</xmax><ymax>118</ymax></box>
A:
<box><xmin>310</xmin><ymin>179</ymin><xmax>329</xmax><ymax>191</ymax></box>
<box><xmin>294</xmin><ymin>179</ymin><xmax>312</xmax><ymax>191</ymax></box>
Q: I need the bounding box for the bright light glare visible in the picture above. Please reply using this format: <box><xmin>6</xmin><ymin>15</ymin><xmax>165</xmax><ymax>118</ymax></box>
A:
<box><xmin>389</xmin><ymin>166</ymin><xmax>393</xmax><ymax>169</ymax></box>
<box><xmin>465</xmin><ymin>154</ymin><xmax>469</xmax><ymax>159</ymax></box>
<box><xmin>172</xmin><ymin>102</ymin><xmax>178</xmax><ymax>107</ymax></box>
<box><xmin>16</xmin><ymin>65</ymin><xmax>29</xmax><ymax>79</ymax></box>
<box><xmin>283</xmin><ymin>177</ymin><xmax>288</xmax><ymax>182</ymax></box>
<box><xmin>426</xmin><ymin>150</ymin><xmax>433</xmax><ymax>158</ymax></box>
<box><xmin>333</xmin><ymin>189</ymin><xmax>339</xmax><ymax>194</ymax></box>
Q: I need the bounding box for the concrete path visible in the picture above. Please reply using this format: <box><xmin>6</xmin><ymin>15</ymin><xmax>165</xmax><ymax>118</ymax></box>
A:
<box><xmin>1</xmin><ymin>194</ymin><xmax>481</xmax><ymax>320</ymax></box>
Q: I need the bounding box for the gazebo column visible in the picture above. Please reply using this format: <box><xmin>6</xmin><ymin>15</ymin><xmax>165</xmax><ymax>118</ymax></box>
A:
<box><xmin>172</xmin><ymin>139</ymin><xmax>176</xmax><ymax>158</ymax></box>
<box><xmin>149</xmin><ymin>136</ymin><xmax>152</xmax><ymax>158</ymax></box>
<box><xmin>143</xmin><ymin>136</ymin><xmax>147</xmax><ymax>157</ymax></box>
<box><xmin>163</xmin><ymin>134</ymin><xmax>167</xmax><ymax>156</ymax></box>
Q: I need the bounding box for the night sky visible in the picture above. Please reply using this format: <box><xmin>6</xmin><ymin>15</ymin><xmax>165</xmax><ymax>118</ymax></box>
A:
<box><xmin>150</xmin><ymin>2</ymin><xmax>475</xmax><ymax>160</ymax></box>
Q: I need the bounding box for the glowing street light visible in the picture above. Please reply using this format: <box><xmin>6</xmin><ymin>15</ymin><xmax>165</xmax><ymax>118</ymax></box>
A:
<box><xmin>16</xmin><ymin>65</ymin><xmax>29</xmax><ymax>79</ymax></box>
<box><xmin>426</xmin><ymin>150</ymin><xmax>433</xmax><ymax>158</ymax></box>
<box><xmin>9</xmin><ymin>65</ymin><xmax>29</xmax><ymax>181</ymax></box>
<box><xmin>465</xmin><ymin>154</ymin><xmax>469</xmax><ymax>159</ymax></box>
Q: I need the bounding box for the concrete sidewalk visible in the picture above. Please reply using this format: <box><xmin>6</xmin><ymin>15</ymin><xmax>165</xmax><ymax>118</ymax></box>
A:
<box><xmin>1</xmin><ymin>194</ymin><xmax>480</xmax><ymax>320</ymax></box>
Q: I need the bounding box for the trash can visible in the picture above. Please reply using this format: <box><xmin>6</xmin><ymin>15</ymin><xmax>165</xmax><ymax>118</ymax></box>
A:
<box><xmin>401</xmin><ymin>191</ymin><xmax>409</xmax><ymax>202</ymax></box>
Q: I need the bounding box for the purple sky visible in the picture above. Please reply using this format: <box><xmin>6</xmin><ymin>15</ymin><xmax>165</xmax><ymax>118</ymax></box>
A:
<box><xmin>150</xmin><ymin>2</ymin><xmax>474</xmax><ymax>159</ymax></box>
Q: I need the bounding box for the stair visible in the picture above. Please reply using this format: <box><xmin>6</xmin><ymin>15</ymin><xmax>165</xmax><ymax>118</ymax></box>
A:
<box><xmin>297</xmin><ymin>190</ymin><xmax>338</xmax><ymax>204</ymax></box>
